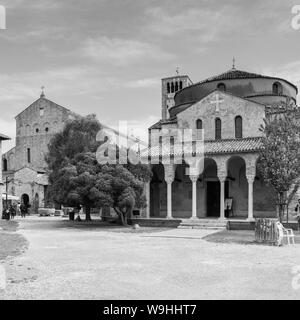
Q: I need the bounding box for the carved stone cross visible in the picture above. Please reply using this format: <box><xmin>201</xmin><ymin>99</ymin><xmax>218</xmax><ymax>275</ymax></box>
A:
<box><xmin>210</xmin><ymin>93</ymin><xmax>224</xmax><ymax>112</ymax></box>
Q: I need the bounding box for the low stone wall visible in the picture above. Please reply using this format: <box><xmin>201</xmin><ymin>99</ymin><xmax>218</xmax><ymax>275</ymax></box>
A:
<box><xmin>38</xmin><ymin>208</ymin><xmax>55</xmax><ymax>216</ymax></box>
<box><xmin>129</xmin><ymin>218</ymin><xmax>182</xmax><ymax>228</ymax></box>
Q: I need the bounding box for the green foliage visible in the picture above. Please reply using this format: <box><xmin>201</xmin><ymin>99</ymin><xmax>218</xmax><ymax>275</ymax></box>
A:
<box><xmin>45</xmin><ymin>115</ymin><xmax>151</xmax><ymax>224</ymax></box>
<box><xmin>258</xmin><ymin>106</ymin><xmax>300</xmax><ymax>220</ymax></box>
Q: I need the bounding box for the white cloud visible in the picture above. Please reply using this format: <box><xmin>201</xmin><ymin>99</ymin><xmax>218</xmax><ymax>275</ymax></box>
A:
<box><xmin>3</xmin><ymin>0</ymin><xmax>62</xmax><ymax>10</ymax></box>
<box><xmin>125</xmin><ymin>77</ymin><xmax>160</xmax><ymax>89</ymax></box>
<box><xmin>0</xmin><ymin>66</ymin><xmax>119</xmax><ymax>104</ymax></box>
<box><xmin>0</xmin><ymin>118</ymin><xmax>16</xmax><ymax>153</ymax></box>
<box><xmin>144</xmin><ymin>5</ymin><xmax>239</xmax><ymax>42</ymax></box>
<box><xmin>263</xmin><ymin>60</ymin><xmax>300</xmax><ymax>86</ymax></box>
<box><xmin>107</xmin><ymin>115</ymin><xmax>160</xmax><ymax>147</ymax></box>
<box><xmin>262</xmin><ymin>60</ymin><xmax>300</xmax><ymax>103</ymax></box>
<box><xmin>82</xmin><ymin>36</ymin><xmax>175</xmax><ymax>66</ymax></box>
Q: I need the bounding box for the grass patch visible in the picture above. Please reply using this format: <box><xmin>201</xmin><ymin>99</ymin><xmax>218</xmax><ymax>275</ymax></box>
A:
<box><xmin>204</xmin><ymin>230</ymin><xmax>260</xmax><ymax>245</ymax></box>
<box><xmin>0</xmin><ymin>219</ymin><xmax>28</xmax><ymax>261</ymax></box>
<box><xmin>0</xmin><ymin>233</ymin><xmax>29</xmax><ymax>261</ymax></box>
<box><xmin>0</xmin><ymin>219</ymin><xmax>19</xmax><ymax>232</ymax></box>
<box><xmin>20</xmin><ymin>218</ymin><xmax>173</xmax><ymax>234</ymax></box>
<box><xmin>204</xmin><ymin>229</ymin><xmax>300</xmax><ymax>246</ymax></box>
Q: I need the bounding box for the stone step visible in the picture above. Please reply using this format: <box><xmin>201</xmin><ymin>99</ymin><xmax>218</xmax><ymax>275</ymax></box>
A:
<box><xmin>178</xmin><ymin>226</ymin><xmax>226</xmax><ymax>230</ymax></box>
<box><xmin>178</xmin><ymin>219</ymin><xmax>228</xmax><ymax>230</ymax></box>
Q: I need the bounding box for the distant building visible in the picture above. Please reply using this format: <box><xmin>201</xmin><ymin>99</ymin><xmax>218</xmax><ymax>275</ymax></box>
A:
<box><xmin>2</xmin><ymin>90</ymin><xmax>79</xmax><ymax>213</ymax></box>
<box><xmin>0</xmin><ymin>133</ymin><xmax>10</xmax><ymax>213</ymax></box>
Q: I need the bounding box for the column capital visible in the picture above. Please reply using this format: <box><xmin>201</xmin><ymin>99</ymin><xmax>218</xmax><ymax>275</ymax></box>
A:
<box><xmin>246</xmin><ymin>174</ymin><xmax>255</xmax><ymax>183</ymax></box>
<box><xmin>165</xmin><ymin>176</ymin><xmax>174</xmax><ymax>184</ymax></box>
<box><xmin>218</xmin><ymin>174</ymin><xmax>227</xmax><ymax>183</ymax></box>
<box><xmin>189</xmin><ymin>175</ymin><xmax>199</xmax><ymax>183</ymax></box>
<box><xmin>164</xmin><ymin>164</ymin><xmax>175</xmax><ymax>184</ymax></box>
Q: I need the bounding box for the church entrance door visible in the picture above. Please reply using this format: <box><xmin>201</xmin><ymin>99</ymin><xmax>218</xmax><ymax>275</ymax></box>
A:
<box><xmin>206</xmin><ymin>181</ymin><xmax>229</xmax><ymax>217</ymax></box>
<box><xmin>206</xmin><ymin>181</ymin><xmax>220</xmax><ymax>217</ymax></box>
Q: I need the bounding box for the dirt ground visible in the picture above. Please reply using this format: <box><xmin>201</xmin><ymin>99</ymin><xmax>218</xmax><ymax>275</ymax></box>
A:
<box><xmin>1</xmin><ymin>216</ymin><xmax>300</xmax><ymax>300</ymax></box>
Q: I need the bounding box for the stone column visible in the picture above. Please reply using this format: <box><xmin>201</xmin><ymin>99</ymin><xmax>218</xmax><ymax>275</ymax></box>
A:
<box><xmin>219</xmin><ymin>175</ymin><xmax>226</xmax><ymax>220</ymax></box>
<box><xmin>247</xmin><ymin>175</ymin><xmax>255</xmax><ymax>221</ymax></box>
<box><xmin>145</xmin><ymin>182</ymin><xmax>150</xmax><ymax>219</ymax></box>
<box><xmin>166</xmin><ymin>180</ymin><xmax>172</xmax><ymax>219</ymax></box>
<box><xmin>190</xmin><ymin>175</ymin><xmax>199</xmax><ymax>219</ymax></box>
<box><xmin>164</xmin><ymin>165</ymin><xmax>175</xmax><ymax>219</ymax></box>
<box><xmin>245</xmin><ymin>154</ymin><xmax>258</xmax><ymax>221</ymax></box>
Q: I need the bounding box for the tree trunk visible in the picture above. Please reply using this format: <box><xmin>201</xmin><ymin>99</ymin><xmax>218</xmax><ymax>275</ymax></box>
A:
<box><xmin>113</xmin><ymin>207</ymin><xmax>129</xmax><ymax>227</ymax></box>
<box><xmin>277</xmin><ymin>192</ymin><xmax>288</xmax><ymax>223</ymax></box>
<box><xmin>85</xmin><ymin>205</ymin><xmax>92</xmax><ymax>221</ymax></box>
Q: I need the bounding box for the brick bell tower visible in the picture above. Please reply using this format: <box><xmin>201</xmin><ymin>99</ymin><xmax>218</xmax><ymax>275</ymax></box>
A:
<box><xmin>161</xmin><ymin>68</ymin><xmax>193</xmax><ymax>120</ymax></box>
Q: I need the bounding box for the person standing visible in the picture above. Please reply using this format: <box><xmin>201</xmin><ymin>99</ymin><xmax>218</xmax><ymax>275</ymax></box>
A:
<box><xmin>20</xmin><ymin>203</ymin><xmax>26</xmax><ymax>218</ymax></box>
<box><xmin>9</xmin><ymin>204</ymin><xmax>16</xmax><ymax>219</ymax></box>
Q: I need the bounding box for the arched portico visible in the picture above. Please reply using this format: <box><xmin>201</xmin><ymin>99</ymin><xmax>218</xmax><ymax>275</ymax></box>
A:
<box><xmin>145</xmin><ymin>151</ymin><xmax>276</xmax><ymax>221</ymax></box>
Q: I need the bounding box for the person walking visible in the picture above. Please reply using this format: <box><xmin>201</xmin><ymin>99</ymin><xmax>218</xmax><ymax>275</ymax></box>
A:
<box><xmin>20</xmin><ymin>203</ymin><xmax>26</xmax><ymax>218</ymax></box>
<box><xmin>9</xmin><ymin>204</ymin><xmax>16</xmax><ymax>219</ymax></box>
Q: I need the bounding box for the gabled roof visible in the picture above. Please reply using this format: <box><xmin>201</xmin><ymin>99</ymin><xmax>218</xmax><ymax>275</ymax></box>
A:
<box><xmin>173</xmin><ymin>89</ymin><xmax>265</xmax><ymax>117</ymax></box>
<box><xmin>0</xmin><ymin>133</ymin><xmax>10</xmax><ymax>141</ymax></box>
<box><xmin>15</xmin><ymin>97</ymin><xmax>72</xmax><ymax>119</ymax></box>
<box><xmin>149</xmin><ymin>118</ymin><xmax>177</xmax><ymax>130</ymax></box>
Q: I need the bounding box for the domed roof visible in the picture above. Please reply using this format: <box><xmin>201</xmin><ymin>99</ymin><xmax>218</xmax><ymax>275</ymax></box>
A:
<box><xmin>200</xmin><ymin>69</ymin><xmax>265</xmax><ymax>83</ymax></box>
<box><xmin>195</xmin><ymin>68</ymin><xmax>297</xmax><ymax>91</ymax></box>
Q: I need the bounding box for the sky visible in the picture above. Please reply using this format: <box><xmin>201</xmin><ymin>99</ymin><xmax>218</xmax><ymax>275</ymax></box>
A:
<box><xmin>1</xmin><ymin>0</ymin><xmax>300</xmax><ymax>152</ymax></box>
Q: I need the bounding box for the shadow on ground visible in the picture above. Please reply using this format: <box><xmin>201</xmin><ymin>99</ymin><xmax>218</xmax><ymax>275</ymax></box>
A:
<box><xmin>18</xmin><ymin>218</ymin><xmax>173</xmax><ymax>234</ymax></box>
<box><xmin>203</xmin><ymin>230</ymin><xmax>300</xmax><ymax>246</ymax></box>
<box><xmin>0</xmin><ymin>220</ymin><xmax>29</xmax><ymax>262</ymax></box>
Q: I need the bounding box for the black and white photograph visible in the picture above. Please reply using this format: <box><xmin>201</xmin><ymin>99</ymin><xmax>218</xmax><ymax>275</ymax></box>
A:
<box><xmin>0</xmin><ymin>0</ymin><xmax>300</xmax><ymax>307</ymax></box>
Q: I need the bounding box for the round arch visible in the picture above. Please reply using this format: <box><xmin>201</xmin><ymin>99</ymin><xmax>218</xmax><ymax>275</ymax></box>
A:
<box><xmin>21</xmin><ymin>194</ymin><xmax>30</xmax><ymax>213</ymax></box>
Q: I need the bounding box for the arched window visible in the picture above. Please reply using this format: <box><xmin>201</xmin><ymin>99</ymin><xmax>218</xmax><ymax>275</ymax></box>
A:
<box><xmin>35</xmin><ymin>128</ymin><xmax>39</xmax><ymax>133</ymax></box>
<box><xmin>167</xmin><ymin>82</ymin><xmax>170</xmax><ymax>94</ymax></box>
<box><xmin>170</xmin><ymin>136</ymin><xmax>174</xmax><ymax>146</ymax></box>
<box><xmin>171</xmin><ymin>82</ymin><xmax>174</xmax><ymax>93</ymax></box>
<box><xmin>39</xmin><ymin>107</ymin><xmax>44</xmax><ymax>116</ymax></box>
<box><xmin>273</xmin><ymin>82</ymin><xmax>283</xmax><ymax>95</ymax></box>
<box><xmin>175</xmin><ymin>82</ymin><xmax>178</xmax><ymax>92</ymax></box>
<box><xmin>196</xmin><ymin>119</ymin><xmax>202</xmax><ymax>129</ymax></box>
<box><xmin>217</xmin><ymin>83</ymin><xmax>226</xmax><ymax>92</ymax></box>
<box><xmin>215</xmin><ymin>118</ymin><xmax>222</xmax><ymax>140</ymax></box>
<box><xmin>45</xmin><ymin>127</ymin><xmax>49</xmax><ymax>133</ymax></box>
<box><xmin>235</xmin><ymin>116</ymin><xmax>243</xmax><ymax>139</ymax></box>
<box><xmin>27</xmin><ymin>148</ymin><xmax>31</xmax><ymax>163</ymax></box>
<box><xmin>3</xmin><ymin>158</ymin><xmax>7</xmax><ymax>171</ymax></box>
<box><xmin>196</xmin><ymin>119</ymin><xmax>203</xmax><ymax>140</ymax></box>
<box><xmin>179</xmin><ymin>81</ymin><xmax>183</xmax><ymax>90</ymax></box>
<box><xmin>25</xmin><ymin>125</ymin><xmax>31</xmax><ymax>136</ymax></box>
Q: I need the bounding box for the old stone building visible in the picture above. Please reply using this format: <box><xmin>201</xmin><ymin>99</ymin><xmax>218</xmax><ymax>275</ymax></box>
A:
<box><xmin>2</xmin><ymin>90</ymin><xmax>79</xmax><ymax>212</ymax></box>
<box><xmin>142</xmin><ymin>65</ymin><xmax>300</xmax><ymax>224</ymax></box>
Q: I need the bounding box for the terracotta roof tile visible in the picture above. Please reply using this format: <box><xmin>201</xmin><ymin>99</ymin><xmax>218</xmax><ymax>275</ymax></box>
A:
<box><xmin>142</xmin><ymin>137</ymin><xmax>263</xmax><ymax>158</ymax></box>
<box><xmin>192</xmin><ymin>69</ymin><xmax>298</xmax><ymax>92</ymax></box>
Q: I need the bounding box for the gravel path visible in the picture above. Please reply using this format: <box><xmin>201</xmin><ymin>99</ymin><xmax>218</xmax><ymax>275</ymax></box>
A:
<box><xmin>1</xmin><ymin>217</ymin><xmax>300</xmax><ymax>300</ymax></box>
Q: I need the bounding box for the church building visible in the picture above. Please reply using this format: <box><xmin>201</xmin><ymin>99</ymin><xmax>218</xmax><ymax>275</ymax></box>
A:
<box><xmin>2</xmin><ymin>89</ymin><xmax>79</xmax><ymax>213</ymax></box>
<box><xmin>142</xmin><ymin>64</ymin><xmax>300</xmax><ymax>225</ymax></box>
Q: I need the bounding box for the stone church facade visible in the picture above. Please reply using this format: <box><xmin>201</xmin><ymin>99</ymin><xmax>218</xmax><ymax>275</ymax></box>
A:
<box><xmin>2</xmin><ymin>91</ymin><xmax>79</xmax><ymax>212</ymax></box>
<box><xmin>143</xmin><ymin>67</ymin><xmax>300</xmax><ymax>221</ymax></box>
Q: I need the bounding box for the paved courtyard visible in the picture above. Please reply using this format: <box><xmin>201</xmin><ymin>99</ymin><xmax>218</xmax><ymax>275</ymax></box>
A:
<box><xmin>1</xmin><ymin>217</ymin><xmax>300</xmax><ymax>300</ymax></box>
